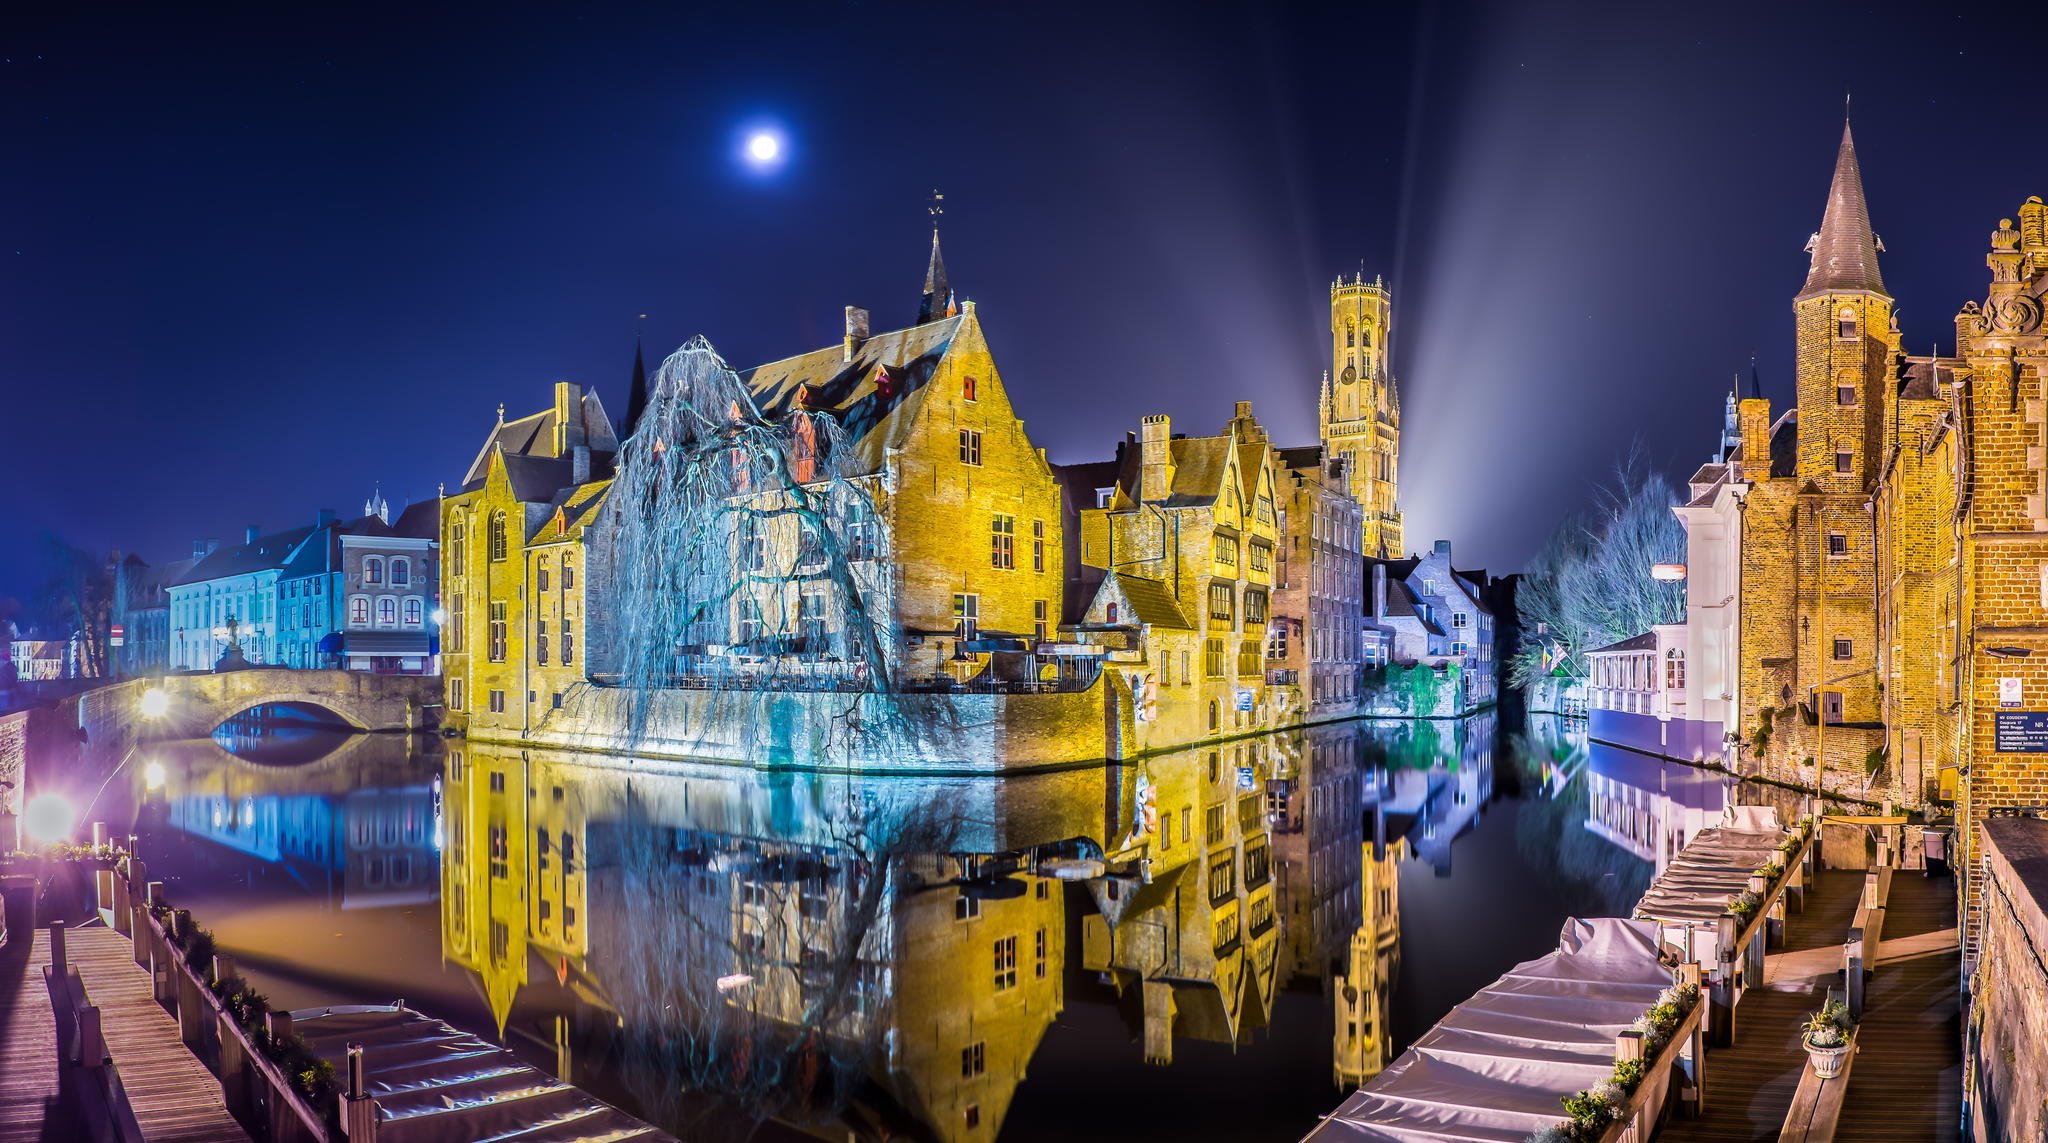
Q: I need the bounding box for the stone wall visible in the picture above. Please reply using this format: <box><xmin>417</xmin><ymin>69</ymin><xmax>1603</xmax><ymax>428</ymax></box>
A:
<box><xmin>1970</xmin><ymin>818</ymin><xmax>2048</xmax><ymax>1142</ymax></box>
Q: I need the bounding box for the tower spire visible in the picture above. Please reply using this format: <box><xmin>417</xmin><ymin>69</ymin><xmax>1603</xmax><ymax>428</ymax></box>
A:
<box><xmin>624</xmin><ymin>317</ymin><xmax>650</xmax><ymax>439</ymax></box>
<box><xmin>1799</xmin><ymin>118</ymin><xmax>1886</xmax><ymax>298</ymax></box>
<box><xmin>919</xmin><ymin>189</ymin><xmax>951</xmax><ymax>324</ymax></box>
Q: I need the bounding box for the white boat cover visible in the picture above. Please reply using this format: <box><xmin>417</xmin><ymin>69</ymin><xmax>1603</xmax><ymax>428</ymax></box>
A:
<box><xmin>1305</xmin><ymin>917</ymin><xmax>1672</xmax><ymax>1142</ymax></box>
<box><xmin>1632</xmin><ymin>819</ymin><xmax>1787</xmax><ymax>926</ymax></box>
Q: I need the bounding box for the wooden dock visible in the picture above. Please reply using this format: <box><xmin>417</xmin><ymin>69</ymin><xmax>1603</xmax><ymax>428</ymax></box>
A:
<box><xmin>62</xmin><ymin>924</ymin><xmax>251</xmax><ymax>1142</ymax></box>
<box><xmin>1832</xmin><ymin>871</ymin><xmax>1962</xmax><ymax>1140</ymax></box>
<box><xmin>0</xmin><ymin>930</ymin><xmax>65</xmax><ymax>1143</ymax></box>
<box><xmin>1658</xmin><ymin>863</ymin><xmax>1861</xmax><ymax>1143</ymax></box>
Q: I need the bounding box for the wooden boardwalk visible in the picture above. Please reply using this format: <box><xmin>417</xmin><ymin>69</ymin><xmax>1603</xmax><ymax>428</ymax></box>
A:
<box><xmin>1658</xmin><ymin>864</ymin><xmax>1862</xmax><ymax>1143</ymax></box>
<box><xmin>0</xmin><ymin>930</ymin><xmax>66</xmax><ymax>1143</ymax></box>
<box><xmin>62</xmin><ymin>926</ymin><xmax>250</xmax><ymax>1143</ymax></box>
<box><xmin>1833</xmin><ymin>870</ymin><xmax>1963</xmax><ymax>1140</ymax></box>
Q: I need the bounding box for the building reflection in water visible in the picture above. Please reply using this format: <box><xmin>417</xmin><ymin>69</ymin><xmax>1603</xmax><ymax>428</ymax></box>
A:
<box><xmin>136</xmin><ymin>711</ymin><xmax>1641</xmax><ymax>1142</ymax></box>
<box><xmin>1580</xmin><ymin>739</ymin><xmax>1735</xmax><ymax>873</ymax></box>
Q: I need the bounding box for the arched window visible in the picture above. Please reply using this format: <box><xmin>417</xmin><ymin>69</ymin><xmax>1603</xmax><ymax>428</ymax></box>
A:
<box><xmin>561</xmin><ymin>557</ymin><xmax>574</xmax><ymax>590</ymax></box>
<box><xmin>1208</xmin><ymin>700</ymin><xmax>1219</xmax><ymax>731</ymax></box>
<box><xmin>390</xmin><ymin>557</ymin><xmax>410</xmax><ymax>586</ymax></box>
<box><xmin>450</xmin><ymin>519</ymin><xmax>466</xmax><ymax>568</ymax></box>
<box><xmin>349</xmin><ymin>596</ymin><xmax>369</xmax><ymax>627</ymax></box>
<box><xmin>404</xmin><ymin>597</ymin><xmax>424</xmax><ymax>627</ymax></box>
<box><xmin>377</xmin><ymin>597</ymin><xmax>397</xmax><ymax>627</ymax></box>
<box><xmin>1837</xmin><ymin>307</ymin><xmax>1858</xmax><ymax>340</ymax></box>
<box><xmin>1346</xmin><ymin>321</ymin><xmax>1356</xmax><ymax>348</ymax></box>
<box><xmin>488</xmin><ymin>512</ymin><xmax>508</xmax><ymax>562</ymax></box>
<box><xmin>364</xmin><ymin>557</ymin><xmax>384</xmax><ymax>585</ymax></box>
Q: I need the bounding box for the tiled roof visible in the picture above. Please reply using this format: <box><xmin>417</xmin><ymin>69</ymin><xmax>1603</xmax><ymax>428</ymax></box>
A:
<box><xmin>174</xmin><ymin>525</ymin><xmax>315</xmax><ymax>586</ymax></box>
<box><xmin>1585</xmin><ymin>631</ymin><xmax>1658</xmax><ymax>655</ymax></box>
<box><xmin>740</xmin><ymin>316</ymin><xmax>963</xmax><ymax>476</ymax></box>
<box><xmin>460</xmin><ymin>390</ymin><xmax>619</xmax><ymax>491</ymax></box>
<box><xmin>1112</xmin><ymin>572</ymin><xmax>1192</xmax><ymax>630</ymax></box>
<box><xmin>1799</xmin><ymin>121</ymin><xmax>1886</xmax><ymax>299</ymax></box>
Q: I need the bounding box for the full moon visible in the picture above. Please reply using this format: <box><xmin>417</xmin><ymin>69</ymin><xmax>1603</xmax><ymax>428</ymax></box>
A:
<box><xmin>746</xmin><ymin>133</ymin><xmax>780</xmax><ymax>163</ymax></box>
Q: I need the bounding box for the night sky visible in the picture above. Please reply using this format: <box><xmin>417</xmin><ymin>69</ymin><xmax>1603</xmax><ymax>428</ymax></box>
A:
<box><xmin>6</xmin><ymin>1</ymin><xmax>2044</xmax><ymax>600</ymax></box>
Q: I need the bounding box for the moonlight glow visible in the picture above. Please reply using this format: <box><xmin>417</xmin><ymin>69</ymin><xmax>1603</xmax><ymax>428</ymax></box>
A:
<box><xmin>738</xmin><ymin>126</ymin><xmax>788</xmax><ymax>173</ymax></box>
<box><xmin>747</xmin><ymin>133</ymin><xmax>779</xmax><ymax>162</ymax></box>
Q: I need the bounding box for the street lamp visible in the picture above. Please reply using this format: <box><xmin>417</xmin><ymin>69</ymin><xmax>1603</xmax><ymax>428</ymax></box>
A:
<box><xmin>1650</xmin><ymin>563</ymin><xmax>1687</xmax><ymax>582</ymax></box>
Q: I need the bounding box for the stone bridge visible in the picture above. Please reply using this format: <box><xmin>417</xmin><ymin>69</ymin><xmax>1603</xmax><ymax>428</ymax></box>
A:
<box><xmin>146</xmin><ymin>670</ymin><xmax>442</xmax><ymax>736</ymax></box>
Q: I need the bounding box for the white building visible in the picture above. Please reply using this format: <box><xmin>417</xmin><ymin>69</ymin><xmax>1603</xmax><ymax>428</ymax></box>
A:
<box><xmin>1670</xmin><ymin>392</ymin><xmax>1748</xmax><ymax>750</ymax></box>
<box><xmin>169</xmin><ymin>526</ymin><xmax>313</xmax><ymax>671</ymax></box>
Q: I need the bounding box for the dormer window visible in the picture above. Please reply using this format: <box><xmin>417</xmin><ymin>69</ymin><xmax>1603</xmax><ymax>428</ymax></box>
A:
<box><xmin>1837</xmin><ymin>307</ymin><xmax>1858</xmax><ymax>340</ymax></box>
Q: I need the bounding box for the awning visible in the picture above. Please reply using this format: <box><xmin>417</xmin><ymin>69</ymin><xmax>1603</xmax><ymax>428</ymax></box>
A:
<box><xmin>316</xmin><ymin>633</ymin><xmax>343</xmax><ymax>654</ymax></box>
<box><xmin>341</xmin><ymin>631</ymin><xmax>432</xmax><ymax>656</ymax></box>
<box><xmin>1632</xmin><ymin>811</ymin><xmax>1788</xmax><ymax>927</ymax></box>
<box><xmin>1307</xmin><ymin>918</ymin><xmax>1673</xmax><ymax>1142</ymax></box>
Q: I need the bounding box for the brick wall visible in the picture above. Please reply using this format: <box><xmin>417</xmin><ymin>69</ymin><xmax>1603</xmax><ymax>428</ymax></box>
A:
<box><xmin>1970</xmin><ymin>818</ymin><xmax>2048</xmax><ymax>1141</ymax></box>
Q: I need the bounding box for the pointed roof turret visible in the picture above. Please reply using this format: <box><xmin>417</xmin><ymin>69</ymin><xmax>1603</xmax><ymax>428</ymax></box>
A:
<box><xmin>918</xmin><ymin>227</ymin><xmax>951</xmax><ymax>324</ymax></box>
<box><xmin>1799</xmin><ymin>119</ymin><xmax>1887</xmax><ymax>299</ymax></box>
<box><xmin>623</xmin><ymin>336</ymin><xmax>650</xmax><ymax>439</ymax></box>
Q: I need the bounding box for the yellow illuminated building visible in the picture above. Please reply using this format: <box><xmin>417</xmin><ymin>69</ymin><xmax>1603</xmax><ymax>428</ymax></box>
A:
<box><xmin>1070</xmin><ymin>402</ymin><xmax>1287</xmax><ymax>749</ymax></box>
<box><xmin>1320</xmin><ymin>274</ymin><xmax>1403</xmax><ymax>557</ymax></box>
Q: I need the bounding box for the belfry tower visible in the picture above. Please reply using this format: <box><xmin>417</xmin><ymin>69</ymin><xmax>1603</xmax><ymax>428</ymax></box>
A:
<box><xmin>1320</xmin><ymin>273</ymin><xmax>1403</xmax><ymax>556</ymax></box>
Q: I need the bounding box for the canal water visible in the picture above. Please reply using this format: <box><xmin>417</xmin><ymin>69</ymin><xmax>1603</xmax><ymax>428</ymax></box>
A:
<box><xmin>99</xmin><ymin>710</ymin><xmax>1706</xmax><ymax>1142</ymax></box>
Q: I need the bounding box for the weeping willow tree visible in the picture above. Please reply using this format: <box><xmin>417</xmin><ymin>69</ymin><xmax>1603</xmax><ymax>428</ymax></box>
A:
<box><xmin>601</xmin><ymin>337</ymin><xmax>904</xmax><ymax>747</ymax></box>
<box><xmin>1509</xmin><ymin>453</ymin><xmax>1686</xmax><ymax>689</ymax></box>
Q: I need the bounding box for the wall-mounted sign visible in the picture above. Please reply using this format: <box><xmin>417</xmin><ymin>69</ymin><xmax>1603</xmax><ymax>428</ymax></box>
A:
<box><xmin>1994</xmin><ymin>711</ymin><xmax>2048</xmax><ymax>753</ymax></box>
<box><xmin>1236</xmin><ymin>766</ymin><xmax>1256</xmax><ymax>792</ymax></box>
<box><xmin>1236</xmin><ymin>688</ymin><xmax>1255</xmax><ymax>712</ymax></box>
<box><xmin>2003</xmin><ymin>677</ymin><xmax>2024</xmax><ymax>708</ymax></box>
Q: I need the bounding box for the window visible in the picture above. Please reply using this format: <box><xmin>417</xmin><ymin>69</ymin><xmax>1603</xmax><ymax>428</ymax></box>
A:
<box><xmin>1451</xmin><ymin>612</ymin><xmax>1469</xmax><ymax>628</ymax></box>
<box><xmin>958</xmin><ymin>429</ymin><xmax>983</xmax><ymax>466</ymax></box>
<box><xmin>1034</xmin><ymin>600</ymin><xmax>1048</xmax><ymax>643</ymax></box>
<box><xmin>1035</xmin><ymin>926</ymin><xmax>1048</xmax><ymax>978</ymax></box>
<box><xmin>1208</xmin><ymin>583</ymin><xmax>1234</xmax><ymax>622</ymax></box>
<box><xmin>488</xmin><ymin>602</ymin><xmax>508</xmax><ymax>662</ymax></box>
<box><xmin>1835</xmin><ymin>451</ymin><xmax>1853</xmax><ymax>474</ymax></box>
<box><xmin>404</xmin><ymin>597</ymin><xmax>423</xmax><ymax>626</ymax></box>
<box><xmin>536</xmin><ymin>619</ymin><xmax>549</xmax><ymax>664</ymax></box>
<box><xmin>1837</xmin><ymin>306</ymin><xmax>1858</xmax><ymax>340</ymax></box>
<box><xmin>391</xmin><ymin>558</ymin><xmax>410</xmax><ymax>587</ymax></box>
<box><xmin>488</xmin><ymin>688</ymin><xmax>506</xmax><ymax>713</ymax></box>
<box><xmin>364</xmin><ymin>557</ymin><xmax>384</xmax><ymax>585</ymax></box>
<box><xmin>1095</xmin><ymin>487</ymin><xmax>1114</xmax><ymax>509</ymax></box>
<box><xmin>1828</xmin><ymin>532</ymin><xmax>1848</xmax><ymax>556</ymax></box>
<box><xmin>1838</xmin><ymin>385</ymin><xmax>1856</xmax><ymax>406</ymax></box>
<box><xmin>1249</xmin><ymin>541</ymin><xmax>1270</xmax><ymax>573</ymax></box>
<box><xmin>845</xmin><ymin>506</ymin><xmax>879</xmax><ymax>561</ymax></box>
<box><xmin>377</xmin><ymin>597</ymin><xmax>397</xmax><ymax>627</ymax></box>
<box><xmin>1346</xmin><ymin>321</ymin><xmax>1356</xmax><ymax>348</ymax></box>
<box><xmin>993</xmin><ymin>936</ymin><xmax>1018</xmax><ymax>991</ymax></box>
<box><xmin>961</xmin><ymin>1042</ymin><xmax>986</xmax><ymax>1078</ymax></box>
<box><xmin>1214</xmin><ymin>536</ymin><xmax>1238</xmax><ymax>567</ymax></box>
<box><xmin>956</xmin><ymin>894</ymin><xmax>981</xmax><ymax>921</ymax></box>
<box><xmin>1206</xmin><ymin>804</ymin><xmax>1225</xmax><ymax>845</ymax></box>
<box><xmin>450</xmin><ymin>520</ymin><xmax>466</xmax><ymax>568</ymax></box>
<box><xmin>1833</xmin><ymin>638</ymin><xmax>1852</xmax><ymax>661</ymax></box>
<box><xmin>1666</xmin><ymin>649</ymin><xmax>1686</xmax><ymax>690</ymax></box>
<box><xmin>736</xmin><ymin>598</ymin><xmax>764</xmax><ymax>643</ymax></box>
<box><xmin>1181</xmin><ymin>650</ymin><xmax>1190</xmax><ymax>684</ymax></box>
<box><xmin>488</xmin><ymin>512</ymin><xmax>508</xmax><ymax>562</ymax></box>
<box><xmin>1106</xmin><ymin>602</ymin><xmax>1119</xmax><ymax>624</ymax></box>
<box><xmin>799</xmin><ymin>591</ymin><xmax>827</xmax><ymax>644</ymax></box>
<box><xmin>1032</xmin><ymin>520</ymin><xmax>1045</xmax><ymax>572</ymax></box>
<box><xmin>1208</xmin><ymin>699</ymin><xmax>1219</xmax><ymax>730</ymax></box>
<box><xmin>966</xmin><ymin>1107</ymin><xmax>981</xmax><ymax>1131</ymax></box>
<box><xmin>349</xmin><ymin>596</ymin><xmax>369</xmax><ymax>627</ymax></box>
<box><xmin>991</xmin><ymin>515</ymin><xmax>1016</xmax><ymax>568</ymax></box>
<box><xmin>1205</xmin><ymin>638</ymin><xmax>1225</xmax><ymax>678</ymax></box>
<box><xmin>450</xmin><ymin>593</ymin><xmax>465</xmax><ymax>651</ymax></box>
<box><xmin>562</xmin><ymin>618</ymin><xmax>574</xmax><ymax>665</ymax></box>
<box><xmin>962</xmin><ymin>375</ymin><xmax>978</xmax><ymax>402</ymax></box>
<box><xmin>954</xmin><ymin>593</ymin><xmax>980</xmax><ymax>641</ymax></box>
<box><xmin>1208</xmin><ymin>855</ymin><xmax>1235</xmax><ymax>903</ymax></box>
<box><xmin>449</xmin><ymin>678</ymin><xmax>465</xmax><ymax>711</ymax></box>
<box><xmin>537</xmin><ymin>562</ymin><xmax>550</xmax><ymax>591</ymax></box>
<box><xmin>1243</xmin><ymin>589</ymin><xmax>1267</xmax><ymax>624</ymax></box>
<box><xmin>561</xmin><ymin>559</ymin><xmax>573</xmax><ymax>589</ymax></box>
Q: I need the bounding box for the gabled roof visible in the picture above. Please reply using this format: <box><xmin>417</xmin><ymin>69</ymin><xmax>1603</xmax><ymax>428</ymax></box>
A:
<box><xmin>740</xmin><ymin>315</ymin><xmax>964</xmax><ymax>476</ymax></box>
<box><xmin>1799</xmin><ymin>121</ymin><xmax>1886</xmax><ymax>299</ymax></box>
<box><xmin>174</xmin><ymin>525</ymin><xmax>316</xmax><ymax>586</ymax></box>
<box><xmin>1585</xmin><ymin>631</ymin><xmax>1658</xmax><ymax>655</ymax></box>
<box><xmin>1109</xmin><ymin>572</ymin><xmax>1191</xmax><ymax>630</ymax></box>
<box><xmin>460</xmin><ymin>389</ymin><xmax>619</xmax><ymax>492</ymax></box>
<box><xmin>390</xmin><ymin>499</ymin><xmax>440</xmax><ymax>539</ymax></box>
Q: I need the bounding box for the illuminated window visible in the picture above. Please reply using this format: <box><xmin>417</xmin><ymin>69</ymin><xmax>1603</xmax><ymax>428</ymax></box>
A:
<box><xmin>349</xmin><ymin>596</ymin><xmax>369</xmax><ymax>627</ymax></box>
<box><xmin>377</xmin><ymin>597</ymin><xmax>397</xmax><ymax>626</ymax></box>
<box><xmin>991</xmin><ymin>515</ymin><xmax>1015</xmax><ymax>568</ymax></box>
<box><xmin>403</xmin><ymin>597</ymin><xmax>423</xmax><ymax>626</ymax></box>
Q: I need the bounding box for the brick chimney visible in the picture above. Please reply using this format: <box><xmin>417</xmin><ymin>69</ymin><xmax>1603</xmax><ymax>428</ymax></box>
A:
<box><xmin>554</xmin><ymin>382</ymin><xmax>587</xmax><ymax>454</ymax></box>
<box><xmin>844</xmin><ymin>306</ymin><xmax>870</xmax><ymax>361</ymax></box>
<box><xmin>1738</xmin><ymin>398</ymin><xmax>1772</xmax><ymax>481</ymax></box>
<box><xmin>1140</xmin><ymin>415</ymin><xmax>1172</xmax><ymax>502</ymax></box>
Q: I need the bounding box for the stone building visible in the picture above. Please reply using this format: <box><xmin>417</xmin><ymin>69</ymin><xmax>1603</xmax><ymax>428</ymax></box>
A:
<box><xmin>1068</xmin><ymin>403</ymin><xmax>1285</xmax><ymax>748</ymax></box>
<box><xmin>1273</xmin><ymin>447</ymin><xmax>1366</xmax><ymax>720</ymax></box>
<box><xmin>110</xmin><ymin>550</ymin><xmax>192</xmax><ymax>677</ymax></box>
<box><xmin>1319</xmin><ymin>273</ymin><xmax>1403</xmax><ymax>557</ymax></box>
<box><xmin>1362</xmin><ymin>541</ymin><xmax>1496</xmax><ymax>713</ymax></box>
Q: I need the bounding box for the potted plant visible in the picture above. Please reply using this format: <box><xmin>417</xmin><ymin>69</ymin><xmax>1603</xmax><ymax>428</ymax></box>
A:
<box><xmin>1801</xmin><ymin>998</ymin><xmax>1854</xmax><ymax>1078</ymax></box>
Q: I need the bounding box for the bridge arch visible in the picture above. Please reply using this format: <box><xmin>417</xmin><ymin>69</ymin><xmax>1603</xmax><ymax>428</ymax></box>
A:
<box><xmin>149</xmin><ymin>670</ymin><xmax>440</xmax><ymax>737</ymax></box>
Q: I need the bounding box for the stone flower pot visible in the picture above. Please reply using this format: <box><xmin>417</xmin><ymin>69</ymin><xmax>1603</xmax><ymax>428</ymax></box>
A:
<box><xmin>1803</xmin><ymin>1035</ymin><xmax>1850</xmax><ymax>1078</ymax></box>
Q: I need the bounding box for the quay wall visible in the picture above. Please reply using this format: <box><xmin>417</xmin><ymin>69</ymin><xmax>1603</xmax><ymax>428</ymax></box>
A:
<box><xmin>1970</xmin><ymin>817</ymin><xmax>2048</xmax><ymax>1143</ymax></box>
